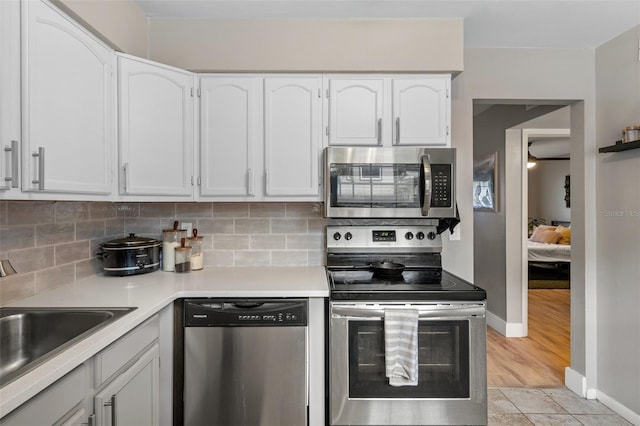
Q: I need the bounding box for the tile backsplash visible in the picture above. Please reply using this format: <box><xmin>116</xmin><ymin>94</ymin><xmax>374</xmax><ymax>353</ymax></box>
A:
<box><xmin>0</xmin><ymin>201</ymin><xmax>327</xmax><ymax>305</ymax></box>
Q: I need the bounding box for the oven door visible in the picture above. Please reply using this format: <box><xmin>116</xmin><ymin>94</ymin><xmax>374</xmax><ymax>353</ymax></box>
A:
<box><xmin>329</xmin><ymin>301</ymin><xmax>486</xmax><ymax>426</ymax></box>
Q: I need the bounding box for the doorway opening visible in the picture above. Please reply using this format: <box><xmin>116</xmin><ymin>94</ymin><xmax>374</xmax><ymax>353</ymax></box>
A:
<box><xmin>473</xmin><ymin>101</ymin><xmax>576</xmax><ymax>387</ymax></box>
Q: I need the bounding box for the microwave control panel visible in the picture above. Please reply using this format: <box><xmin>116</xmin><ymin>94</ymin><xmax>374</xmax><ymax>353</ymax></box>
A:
<box><xmin>430</xmin><ymin>164</ymin><xmax>452</xmax><ymax>208</ymax></box>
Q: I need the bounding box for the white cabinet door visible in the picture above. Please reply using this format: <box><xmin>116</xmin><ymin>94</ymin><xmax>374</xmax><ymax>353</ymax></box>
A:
<box><xmin>0</xmin><ymin>0</ymin><xmax>21</xmax><ymax>193</ymax></box>
<box><xmin>199</xmin><ymin>76</ymin><xmax>261</xmax><ymax>197</ymax></box>
<box><xmin>22</xmin><ymin>0</ymin><xmax>113</xmax><ymax>194</ymax></box>
<box><xmin>118</xmin><ymin>55</ymin><xmax>194</xmax><ymax>197</ymax></box>
<box><xmin>328</xmin><ymin>78</ymin><xmax>385</xmax><ymax>146</ymax></box>
<box><xmin>264</xmin><ymin>76</ymin><xmax>322</xmax><ymax>197</ymax></box>
<box><xmin>327</xmin><ymin>75</ymin><xmax>451</xmax><ymax>147</ymax></box>
<box><xmin>392</xmin><ymin>77</ymin><xmax>450</xmax><ymax>146</ymax></box>
<box><xmin>94</xmin><ymin>344</ymin><xmax>160</xmax><ymax>426</ymax></box>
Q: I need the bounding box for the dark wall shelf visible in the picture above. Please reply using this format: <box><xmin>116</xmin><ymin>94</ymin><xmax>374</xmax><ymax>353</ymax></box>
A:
<box><xmin>599</xmin><ymin>140</ymin><xmax>640</xmax><ymax>153</ymax></box>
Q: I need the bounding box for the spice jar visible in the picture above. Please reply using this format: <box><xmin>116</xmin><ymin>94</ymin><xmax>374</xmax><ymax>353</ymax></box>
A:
<box><xmin>187</xmin><ymin>228</ymin><xmax>204</xmax><ymax>271</ymax></box>
<box><xmin>162</xmin><ymin>221</ymin><xmax>187</xmax><ymax>272</ymax></box>
<box><xmin>174</xmin><ymin>238</ymin><xmax>191</xmax><ymax>273</ymax></box>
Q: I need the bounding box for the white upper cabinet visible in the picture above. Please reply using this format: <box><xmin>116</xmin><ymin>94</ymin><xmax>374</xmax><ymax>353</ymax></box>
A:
<box><xmin>118</xmin><ymin>54</ymin><xmax>194</xmax><ymax>198</ymax></box>
<box><xmin>327</xmin><ymin>78</ymin><xmax>386</xmax><ymax>146</ymax></box>
<box><xmin>326</xmin><ymin>74</ymin><xmax>451</xmax><ymax>147</ymax></box>
<box><xmin>22</xmin><ymin>0</ymin><xmax>114</xmax><ymax>195</ymax></box>
<box><xmin>264</xmin><ymin>76</ymin><xmax>322</xmax><ymax>197</ymax></box>
<box><xmin>0</xmin><ymin>0</ymin><xmax>21</xmax><ymax>194</ymax></box>
<box><xmin>392</xmin><ymin>76</ymin><xmax>450</xmax><ymax>146</ymax></box>
<box><xmin>197</xmin><ymin>75</ymin><xmax>323</xmax><ymax>201</ymax></box>
<box><xmin>199</xmin><ymin>76</ymin><xmax>261</xmax><ymax>198</ymax></box>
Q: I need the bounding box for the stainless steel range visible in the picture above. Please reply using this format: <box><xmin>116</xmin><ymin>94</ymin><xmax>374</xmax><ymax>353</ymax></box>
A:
<box><xmin>326</xmin><ymin>224</ymin><xmax>487</xmax><ymax>426</ymax></box>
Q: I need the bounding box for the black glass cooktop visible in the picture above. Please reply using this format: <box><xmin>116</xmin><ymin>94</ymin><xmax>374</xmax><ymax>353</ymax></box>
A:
<box><xmin>328</xmin><ymin>268</ymin><xmax>486</xmax><ymax>301</ymax></box>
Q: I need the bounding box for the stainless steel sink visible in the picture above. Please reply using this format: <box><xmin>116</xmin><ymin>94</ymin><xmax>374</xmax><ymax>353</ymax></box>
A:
<box><xmin>0</xmin><ymin>307</ymin><xmax>137</xmax><ymax>387</ymax></box>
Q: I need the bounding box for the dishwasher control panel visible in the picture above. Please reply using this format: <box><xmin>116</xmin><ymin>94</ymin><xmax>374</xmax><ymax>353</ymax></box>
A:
<box><xmin>184</xmin><ymin>298</ymin><xmax>308</xmax><ymax>327</ymax></box>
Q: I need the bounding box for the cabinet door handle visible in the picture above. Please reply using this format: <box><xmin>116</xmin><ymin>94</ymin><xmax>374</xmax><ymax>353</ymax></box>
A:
<box><xmin>104</xmin><ymin>395</ymin><xmax>117</xmax><ymax>426</ymax></box>
<box><xmin>31</xmin><ymin>147</ymin><xmax>45</xmax><ymax>190</ymax></box>
<box><xmin>122</xmin><ymin>163</ymin><xmax>129</xmax><ymax>193</ymax></box>
<box><xmin>247</xmin><ymin>168</ymin><xmax>254</xmax><ymax>196</ymax></box>
<box><xmin>376</xmin><ymin>118</ymin><xmax>382</xmax><ymax>145</ymax></box>
<box><xmin>3</xmin><ymin>140</ymin><xmax>19</xmax><ymax>189</ymax></box>
<box><xmin>264</xmin><ymin>169</ymin><xmax>269</xmax><ymax>195</ymax></box>
<box><xmin>395</xmin><ymin>117</ymin><xmax>400</xmax><ymax>145</ymax></box>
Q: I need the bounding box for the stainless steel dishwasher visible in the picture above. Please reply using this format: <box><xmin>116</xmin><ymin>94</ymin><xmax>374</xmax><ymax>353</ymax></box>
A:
<box><xmin>183</xmin><ymin>298</ymin><xmax>308</xmax><ymax>426</ymax></box>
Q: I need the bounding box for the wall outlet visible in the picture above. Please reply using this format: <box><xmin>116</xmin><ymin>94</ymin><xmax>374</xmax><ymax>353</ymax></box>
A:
<box><xmin>449</xmin><ymin>225</ymin><xmax>461</xmax><ymax>241</ymax></box>
<box><xmin>182</xmin><ymin>222</ymin><xmax>193</xmax><ymax>236</ymax></box>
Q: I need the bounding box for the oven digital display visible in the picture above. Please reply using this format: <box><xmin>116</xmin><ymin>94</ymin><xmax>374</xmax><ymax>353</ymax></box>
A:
<box><xmin>372</xmin><ymin>230</ymin><xmax>396</xmax><ymax>242</ymax></box>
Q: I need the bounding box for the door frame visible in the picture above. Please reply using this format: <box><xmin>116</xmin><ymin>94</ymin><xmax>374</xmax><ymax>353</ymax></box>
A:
<box><xmin>518</xmin><ymin>128</ymin><xmax>571</xmax><ymax>336</ymax></box>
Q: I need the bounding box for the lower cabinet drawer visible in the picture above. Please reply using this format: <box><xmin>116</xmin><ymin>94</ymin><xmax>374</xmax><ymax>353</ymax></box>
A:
<box><xmin>0</xmin><ymin>365</ymin><xmax>86</xmax><ymax>426</ymax></box>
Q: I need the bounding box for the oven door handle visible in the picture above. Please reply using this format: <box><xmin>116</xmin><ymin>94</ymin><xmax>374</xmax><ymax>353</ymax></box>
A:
<box><xmin>331</xmin><ymin>305</ymin><xmax>485</xmax><ymax>319</ymax></box>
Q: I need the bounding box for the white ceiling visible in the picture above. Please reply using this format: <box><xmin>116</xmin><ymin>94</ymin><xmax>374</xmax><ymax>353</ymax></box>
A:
<box><xmin>135</xmin><ymin>0</ymin><xmax>640</xmax><ymax>49</ymax></box>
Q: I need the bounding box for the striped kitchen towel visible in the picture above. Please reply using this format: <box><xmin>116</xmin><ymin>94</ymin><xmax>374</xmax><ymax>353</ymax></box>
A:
<box><xmin>384</xmin><ymin>308</ymin><xmax>419</xmax><ymax>386</ymax></box>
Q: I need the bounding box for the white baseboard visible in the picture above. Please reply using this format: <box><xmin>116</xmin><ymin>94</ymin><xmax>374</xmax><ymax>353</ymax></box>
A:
<box><xmin>564</xmin><ymin>368</ymin><xmax>640</xmax><ymax>425</ymax></box>
<box><xmin>597</xmin><ymin>390</ymin><xmax>640</xmax><ymax>426</ymax></box>
<box><xmin>486</xmin><ymin>310</ymin><xmax>526</xmax><ymax>337</ymax></box>
<box><xmin>564</xmin><ymin>367</ymin><xmax>587</xmax><ymax>397</ymax></box>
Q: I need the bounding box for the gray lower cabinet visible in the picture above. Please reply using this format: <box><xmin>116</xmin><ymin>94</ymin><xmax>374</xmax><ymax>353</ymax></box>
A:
<box><xmin>0</xmin><ymin>314</ymin><xmax>163</xmax><ymax>426</ymax></box>
<box><xmin>92</xmin><ymin>315</ymin><xmax>161</xmax><ymax>426</ymax></box>
<box><xmin>94</xmin><ymin>345</ymin><xmax>160</xmax><ymax>426</ymax></box>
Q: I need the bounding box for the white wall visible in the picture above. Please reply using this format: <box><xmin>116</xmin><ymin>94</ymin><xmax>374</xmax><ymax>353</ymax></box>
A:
<box><xmin>147</xmin><ymin>18</ymin><xmax>463</xmax><ymax>72</ymax></box>
<box><xmin>528</xmin><ymin>160</ymin><xmax>571</xmax><ymax>224</ymax></box>
<box><xmin>595</xmin><ymin>25</ymin><xmax>640</xmax><ymax>419</ymax></box>
<box><xmin>454</xmin><ymin>48</ymin><xmax>596</xmax><ymax>379</ymax></box>
<box><xmin>54</xmin><ymin>0</ymin><xmax>149</xmax><ymax>57</ymax></box>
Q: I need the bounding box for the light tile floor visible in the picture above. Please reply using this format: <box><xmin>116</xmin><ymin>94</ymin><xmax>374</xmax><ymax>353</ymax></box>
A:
<box><xmin>489</xmin><ymin>387</ymin><xmax>633</xmax><ymax>426</ymax></box>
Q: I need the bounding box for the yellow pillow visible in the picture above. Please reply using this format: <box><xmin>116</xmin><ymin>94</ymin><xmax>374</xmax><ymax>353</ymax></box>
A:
<box><xmin>556</xmin><ymin>225</ymin><xmax>571</xmax><ymax>245</ymax></box>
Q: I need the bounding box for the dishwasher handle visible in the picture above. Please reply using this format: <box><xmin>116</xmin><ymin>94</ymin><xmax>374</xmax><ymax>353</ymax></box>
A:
<box><xmin>231</xmin><ymin>302</ymin><xmax>265</xmax><ymax>309</ymax></box>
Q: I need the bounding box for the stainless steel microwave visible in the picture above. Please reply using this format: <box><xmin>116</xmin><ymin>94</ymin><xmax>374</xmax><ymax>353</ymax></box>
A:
<box><xmin>324</xmin><ymin>147</ymin><xmax>456</xmax><ymax>219</ymax></box>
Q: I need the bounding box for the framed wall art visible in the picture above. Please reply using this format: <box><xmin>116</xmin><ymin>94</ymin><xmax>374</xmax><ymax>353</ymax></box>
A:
<box><xmin>473</xmin><ymin>151</ymin><xmax>499</xmax><ymax>212</ymax></box>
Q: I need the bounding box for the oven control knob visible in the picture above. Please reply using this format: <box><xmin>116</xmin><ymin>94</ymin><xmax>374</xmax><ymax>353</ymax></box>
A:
<box><xmin>333</xmin><ymin>232</ymin><xmax>341</xmax><ymax>241</ymax></box>
<box><xmin>427</xmin><ymin>231</ymin><xmax>437</xmax><ymax>240</ymax></box>
<box><xmin>416</xmin><ymin>231</ymin><xmax>425</xmax><ymax>240</ymax></box>
<box><xmin>344</xmin><ymin>232</ymin><xmax>353</xmax><ymax>241</ymax></box>
<box><xmin>405</xmin><ymin>232</ymin><xmax>414</xmax><ymax>240</ymax></box>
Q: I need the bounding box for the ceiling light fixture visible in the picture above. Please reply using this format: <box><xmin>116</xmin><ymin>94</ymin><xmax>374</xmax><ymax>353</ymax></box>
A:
<box><xmin>527</xmin><ymin>146</ymin><xmax>537</xmax><ymax>169</ymax></box>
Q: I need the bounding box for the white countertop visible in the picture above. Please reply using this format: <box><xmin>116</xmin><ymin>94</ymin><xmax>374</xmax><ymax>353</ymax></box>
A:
<box><xmin>0</xmin><ymin>266</ymin><xmax>329</xmax><ymax>417</ymax></box>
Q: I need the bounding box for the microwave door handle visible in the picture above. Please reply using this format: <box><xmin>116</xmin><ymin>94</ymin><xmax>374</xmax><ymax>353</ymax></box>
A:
<box><xmin>421</xmin><ymin>155</ymin><xmax>432</xmax><ymax>216</ymax></box>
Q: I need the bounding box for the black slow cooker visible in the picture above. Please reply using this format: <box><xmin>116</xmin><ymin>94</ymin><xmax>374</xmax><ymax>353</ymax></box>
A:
<box><xmin>100</xmin><ymin>233</ymin><xmax>161</xmax><ymax>276</ymax></box>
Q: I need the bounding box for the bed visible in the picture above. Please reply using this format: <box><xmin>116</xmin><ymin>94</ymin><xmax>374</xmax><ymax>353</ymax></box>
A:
<box><xmin>527</xmin><ymin>220</ymin><xmax>571</xmax><ymax>264</ymax></box>
<box><xmin>528</xmin><ymin>240</ymin><xmax>571</xmax><ymax>263</ymax></box>
<box><xmin>527</xmin><ymin>221</ymin><xmax>571</xmax><ymax>287</ymax></box>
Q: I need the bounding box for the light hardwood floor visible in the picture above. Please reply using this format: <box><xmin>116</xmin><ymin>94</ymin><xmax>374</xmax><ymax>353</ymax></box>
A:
<box><xmin>487</xmin><ymin>289</ymin><xmax>570</xmax><ymax>388</ymax></box>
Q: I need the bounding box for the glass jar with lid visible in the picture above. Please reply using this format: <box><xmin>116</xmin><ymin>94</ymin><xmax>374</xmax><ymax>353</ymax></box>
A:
<box><xmin>187</xmin><ymin>229</ymin><xmax>204</xmax><ymax>271</ymax></box>
<box><xmin>162</xmin><ymin>221</ymin><xmax>187</xmax><ymax>272</ymax></box>
<box><xmin>174</xmin><ymin>238</ymin><xmax>191</xmax><ymax>273</ymax></box>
